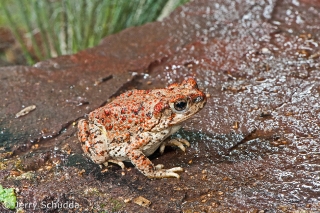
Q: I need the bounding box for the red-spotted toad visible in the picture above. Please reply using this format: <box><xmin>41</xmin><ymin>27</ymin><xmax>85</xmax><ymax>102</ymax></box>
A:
<box><xmin>78</xmin><ymin>78</ymin><xmax>206</xmax><ymax>178</ymax></box>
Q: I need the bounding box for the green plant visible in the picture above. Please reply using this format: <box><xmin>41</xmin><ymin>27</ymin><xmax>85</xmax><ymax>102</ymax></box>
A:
<box><xmin>0</xmin><ymin>0</ymin><xmax>189</xmax><ymax>65</ymax></box>
<box><xmin>0</xmin><ymin>185</ymin><xmax>16</xmax><ymax>210</ymax></box>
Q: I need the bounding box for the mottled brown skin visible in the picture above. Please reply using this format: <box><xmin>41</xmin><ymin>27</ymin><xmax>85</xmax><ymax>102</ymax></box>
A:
<box><xmin>78</xmin><ymin>78</ymin><xmax>207</xmax><ymax>178</ymax></box>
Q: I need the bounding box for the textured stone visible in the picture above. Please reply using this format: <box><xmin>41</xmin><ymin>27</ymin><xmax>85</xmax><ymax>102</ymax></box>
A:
<box><xmin>1</xmin><ymin>0</ymin><xmax>320</xmax><ymax>212</ymax></box>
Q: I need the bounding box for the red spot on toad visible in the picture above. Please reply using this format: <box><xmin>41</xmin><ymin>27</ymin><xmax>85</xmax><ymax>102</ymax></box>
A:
<box><xmin>104</xmin><ymin>109</ymin><xmax>111</xmax><ymax>116</ymax></box>
<box><xmin>121</xmin><ymin>107</ymin><xmax>127</xmax><ymax>114</ymax></box>
<box><xmin>154</xmin><ymin>101</ymin><xmax>168</xmax><ymax>114</ymax></box>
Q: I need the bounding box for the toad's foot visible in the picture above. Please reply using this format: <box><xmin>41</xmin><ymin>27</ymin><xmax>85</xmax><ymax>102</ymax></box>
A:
<box><xmin>148</xmin><ymin>167</ymin><xmax>184</xmax><ymax>179</ymax></box>
<box><xmin>155</xmin><ymin>164</ymin><xmax>164</xmax><ymax>170</ymax></box>
<box><xmin>103</xmin><ymin>160</ymin><xmax>125</xmax><ymax>170</ymax></box>
<box><xmin>128</xmin><ymin>137</ymin><xmax>185</xmax><ymax>179</ymax></box>
<box><xmin>159</xmin><ymin>138</ymin><xmax>190</xmax><ymax>155</ymax></box>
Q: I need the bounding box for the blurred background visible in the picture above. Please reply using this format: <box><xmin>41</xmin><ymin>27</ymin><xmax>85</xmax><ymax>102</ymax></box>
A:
<box><xmin>0</xmin><ymin>0</ymin><xmax>189</xmax><ymax>66</ymax></box>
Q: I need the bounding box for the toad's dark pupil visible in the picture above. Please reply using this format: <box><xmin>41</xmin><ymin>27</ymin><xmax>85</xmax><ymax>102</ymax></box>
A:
<box><xmin>174</xmin><ymin>100</ymin><xmax>187</xmax><ymax>111</ymax></box>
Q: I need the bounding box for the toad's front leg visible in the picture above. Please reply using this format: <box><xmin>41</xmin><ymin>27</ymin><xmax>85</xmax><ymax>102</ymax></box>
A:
<box><xmin>126</xmin><ymin>135</ymin><xmax>184</xmax><ymax>179</ymax></box>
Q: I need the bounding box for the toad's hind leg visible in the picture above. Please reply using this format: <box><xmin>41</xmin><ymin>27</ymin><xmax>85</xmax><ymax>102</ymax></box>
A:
<box><xmin>78</xmin><ymin>119</ymin><xmax>90</xmax><ymax>145</ymax></box>
<box><xmin>126</xmin><ymin>134</ymin><xmax>184</xmax><ymax>178</ymax></box>
<box><xmin>77</xmin><ymin>119</ymin><xmax>110</xmax><ymax>165</ymax></box>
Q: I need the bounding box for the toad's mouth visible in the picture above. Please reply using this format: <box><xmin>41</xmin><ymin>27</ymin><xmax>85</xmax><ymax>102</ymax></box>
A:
<box><xmin>169</xmin><ymin>111</ymin><xmax>200</xmax><ymax>125</ymax></box>
<box><xmin>169</xmin><ymin>102</ymin><xmax>206</xmax><ymax>125</ymax></box>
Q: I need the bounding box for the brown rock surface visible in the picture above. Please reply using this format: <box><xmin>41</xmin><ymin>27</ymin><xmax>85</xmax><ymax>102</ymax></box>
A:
<box><xmin>1</xmin><ymin>0</ymin><xmax>320</xmax><ymax>212</ymax></box>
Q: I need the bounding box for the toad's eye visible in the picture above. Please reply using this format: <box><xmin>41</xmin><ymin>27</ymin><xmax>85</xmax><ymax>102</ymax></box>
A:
<box><xmin>174</xmin><ymin>99</ymin><xmax>187</xmax><ymax>111</ymax></box>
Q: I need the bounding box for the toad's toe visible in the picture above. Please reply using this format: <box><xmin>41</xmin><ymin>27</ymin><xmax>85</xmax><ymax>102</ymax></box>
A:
<box><xmin>150</xmin><ymin>167</ymin><xmax>184</xmax><ymax>179</ymax></box>
<box><xmin>159</xmin><ymin>138</ymin><xmax>190</xmax><ymax>155</ymax></box>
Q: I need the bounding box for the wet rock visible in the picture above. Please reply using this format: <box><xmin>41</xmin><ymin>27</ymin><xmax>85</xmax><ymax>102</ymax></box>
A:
<box><xmin>1</xmin><ymin>0</ymin><xmax>320</xmax><ymax>212</ymax></box>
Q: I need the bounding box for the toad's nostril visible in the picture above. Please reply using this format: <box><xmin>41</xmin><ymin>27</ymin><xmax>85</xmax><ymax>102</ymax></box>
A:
<box><xmin>193</xmin><ymin>96</ymin><xmax>203</xmax><ymax>103</ymax></box>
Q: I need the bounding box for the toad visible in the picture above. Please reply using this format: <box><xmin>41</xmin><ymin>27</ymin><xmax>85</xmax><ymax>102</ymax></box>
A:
<box><xmin>78</xmin><ymin>78</ymin><xmax>206</xmax><ymax>178</ymax></box>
